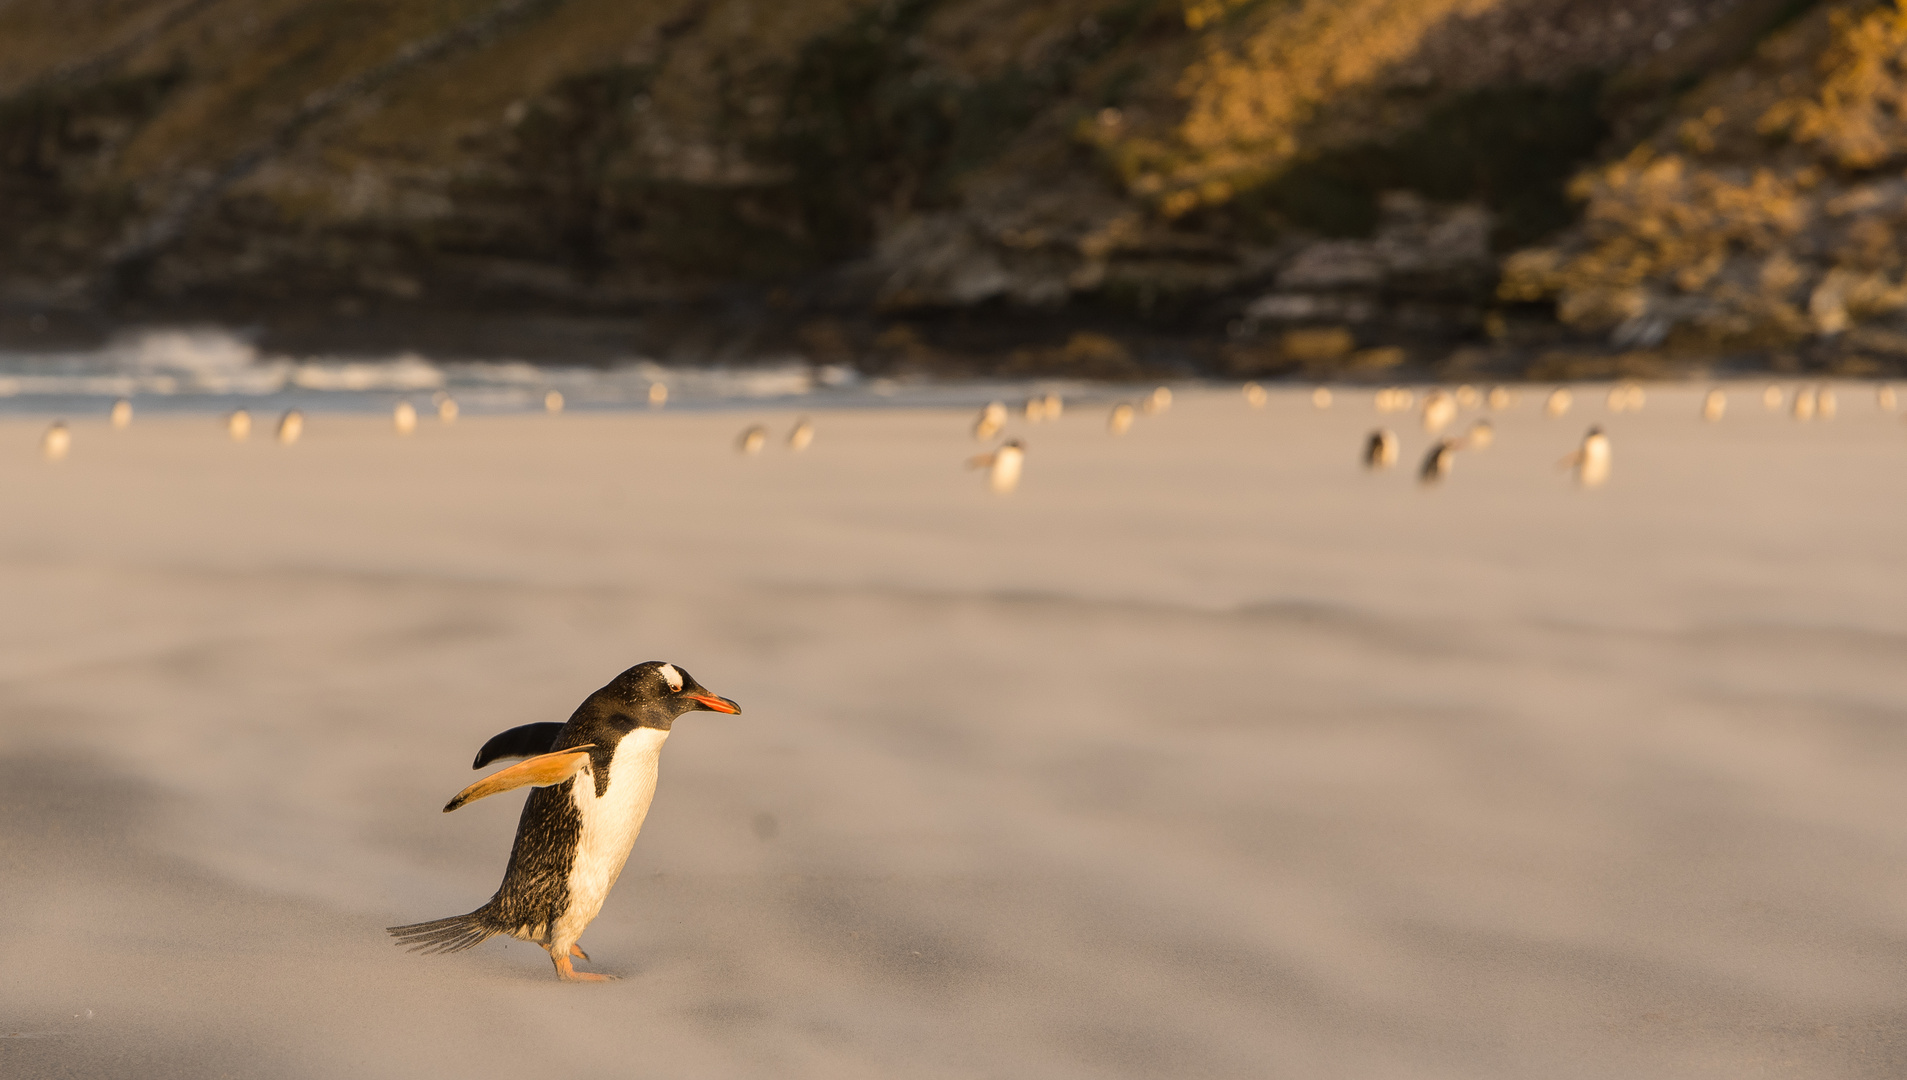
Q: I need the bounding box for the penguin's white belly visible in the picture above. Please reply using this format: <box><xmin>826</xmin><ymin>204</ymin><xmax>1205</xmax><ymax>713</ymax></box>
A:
<box><xmin>557</xmin><ymin>728</ymin><xmax>668</xmax><ymax>939</ymax></box>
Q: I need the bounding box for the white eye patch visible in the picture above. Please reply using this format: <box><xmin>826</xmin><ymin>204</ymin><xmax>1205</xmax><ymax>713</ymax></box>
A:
<box><xmin>657</xmin><ymin>663</ymin><xmax>683</xmax><ymax>692</ymax></box>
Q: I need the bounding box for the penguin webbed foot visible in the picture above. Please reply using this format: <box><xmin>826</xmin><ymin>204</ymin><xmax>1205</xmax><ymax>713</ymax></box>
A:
<box><xmin>552</xmin><ymin>951</ymin><xmax>616</xmax><ymax>982</ymax></box>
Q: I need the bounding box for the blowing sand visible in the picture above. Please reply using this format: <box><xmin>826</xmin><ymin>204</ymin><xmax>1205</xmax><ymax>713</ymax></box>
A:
<box><xmin>3</xmin><ymin>386</ymin><xmax>1906</xmax><ymax>1078</ymax></box>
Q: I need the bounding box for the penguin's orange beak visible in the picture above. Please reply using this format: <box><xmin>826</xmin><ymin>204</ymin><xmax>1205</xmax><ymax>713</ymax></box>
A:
<box><xmin>688</xmin><ymin>692</ymin><xmax>741</xmax><ymax>714</ymax></box>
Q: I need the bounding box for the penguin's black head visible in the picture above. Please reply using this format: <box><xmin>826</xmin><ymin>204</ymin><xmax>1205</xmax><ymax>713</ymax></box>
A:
<box><xmin>601</xmin><ymin>661</ymin><xmax>741</xmax><ymax>730</ymax></box>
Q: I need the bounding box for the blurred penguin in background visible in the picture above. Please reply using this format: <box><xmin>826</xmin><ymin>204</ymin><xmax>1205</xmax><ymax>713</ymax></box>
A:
<box><xmin>110</xmin><ymin>399</ymin><xmax>132</xmax><ymax>429</ymax></box>
<box><xmin>968</xmin><ymin>440</ymin><xmax>1025</xmax><ymax>494</ymax></box>
<box><xmin>1791</xmin><ymin>386</ymin><xmax>1817</xmax><ymax>421</ymax></box>
<box><xmin>1561</xmin><ymin>427</ymin><xmax>1611</xmax><ymax>488</ymax></box>
<box><xmin>1545</xmin><ymin>388</ymin><xmax>1572</xmax><ymax>417</ymax></box>
<box><xmin>1702</xmin><ymin>388</ymin><xmax>1726</xmax><ymax>421</ymax></box>
<box><xmin>1422</xmin><ymin>390</ymin><xmax>1456</xmax><ymax>433</ymax></box>
<box><xmin>1462</xmin><ymin>419</ymin><xmax>1494</xmax><ymax>450</ymax></box>
<box><xmin>738</xmin><ymin>425</ymin><xmax>767</xmax><ymax>454</ymax></box>
<box><xmin>787</xmin><ymin>418</ymin><xmax>814</xmax><ymax>451</ymax></box>
<box><xmin>1311</xmin><ymin>386</ymin><xmax>1332</xmax><ymax>409</ymax></box>
<box><xmin>276</xmin><ymin>409</ymin><xmax>304</xmax><ymax>444</ymax></box>
<box><xmin>227</xmin><ymin>409</ymin><xmax>252</xmax><ymax>441</ymax></box>
<box><xmin>394</xmin><ymin>400</ymin><xmax>418</xmax><ymax>434</ymax></box>
<box><xmin>1419</xmin><ymin>439</ymin><xmax>1457</xmax><ymax>484</ymax></box>
<box><xmin>1142</xmin><ymin>387</ymin><xmax>1173</xmax><ymax>414</ymax></box>
<box><xmin>41</xmin><ymin>421</ymin><xmax>70</xmax><ymax>461</ymax></box>
<box><xmin>1363</xmin><ymin>429</ymin><xmax>1399</xmax><ymax>469</ymax></box>
<box><xmin>1107</xmin><ymin>402</ymin><xmax>1135</xmax><ymax>435</ymax></box>
<box><xmin>545</xmin><ymin>390</ymin><xmax>565</xmax><ymax>414</ymax></box>
<box><xmin>974</xmin><ymin>401</ymin><xmax>1007</xmax><ymax>440</ymax></box>
<box><xmin>1243</xmin><ymin>383</ymin><xmax>1267</xmax><ymax>408</ymax></box>
<box><xmin>1817</xmin><ymin>386</ymin><xmax>1837</xmax><ymax>419</ymax></box>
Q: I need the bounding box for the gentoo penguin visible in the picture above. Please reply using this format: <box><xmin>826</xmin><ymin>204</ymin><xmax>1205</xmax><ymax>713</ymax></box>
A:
<box><xmin>1817</xmin><ymin>385</ymin><xmax>1837</xmax><ymax>419</ymax></box>
<box><xmin>1561</xmin><ymin>426</ymin><xmax>1611</xmax><ymax>488</ymax></box>
<box><xmin>276</xmin><ymin>409</ymin><xmax>304</xmax><ymax>444</ymax></box>
<box><xmin>1455</xmin><ymin>385</ymin><xmax>1480</xmax><ymax>409</ymax></box>
<box><xmin>1702</xmin><ymin>388</ymin><xmax>1726</xmax><ymax>422</ymax></box>
<box><xmin>1311</xmin><ymin>386</ymin><xmax>1332</xmax><ymax>409</ymax></box>
<box><xmin>1141</xmin><ymin>386</ymin><xmax>1172</xmax><ymax>414</ymax></box>
<box><xmin>1243</xmin><ymin>382</ymin><xmax>1267</xmax><ymax>408</ymax></box>
<box><xmin>389</xmin><ymin>661</ymin><xmax>739</xmax><ymax>981</ymax></box>
<box><xmin>226</xmin><ymin>409</ymin><xmax>252</xmax><ymax>441</ymax></box>
<box><xmin>1107</xmin><ymin>402</ymin><xmax>1135</xmax><ymax>435</ymax></box>
<box><xmin>545</xmin><ymin>390</ymin><xmax>565</xmax><ymax>414</ymax></box>
<box><xmin>974</xmin><ymin>401</ymin><xmax>1007</xmax><ymax>441</ymax></box>
<box><xmin>1421</xmin><ymin>389</ymin><xmax>1456</xmax><ymax>433</ymax></box>
<box><xmin>1023</xmin><ymin>396</ymin><xmax>1046</xmax><ymax>422</ymax></box>
<box><xmin>1764</xmin><ymin>384</ymin><xmax>1784</xmax><ymax>410</ymax></box>
<box><xmin>787</xmin><ymin>417</ymin><xmax>815</xmax><ymax>451</ymax></box>
<box><xmin>438</xmin><ymin>396</ymin><xmax>459</xmax><ymax>423</ymax></box>
<box><xmin>1462</xmin><ymin>418</ymin><xmax>1494</xmax><ymax>450</ymax></box>
<box><xmin>1544</xmin><ymin>388</ymin><xmax>1572</xmax><ymax>417</ymax></box>
<box><xmin>1791</xmin><ymin>386</ymin><xmax>1817</xmax><ymax>421</ymax></box>
<box><xmin>1362</xmin><ymin>428</ymin><xmax>1399</xmax><ymax>469</ymax></box>
<box><xmin>968</xmin><ymin>439</ymin><xmax>1025</xmax><ymax>494</ymax></box>
<box><xmin>110</xmin><ymin>398</ymin><xmax>132</xmax><ymax>429</ymax></box>
<box><xmin>1879</xmin><ymin>384</ymin><xmax>1897</xmax><ymax>411</ymax></box>
<box><xmin>648</xmin><ymin>382</ymin><xmax>668</xmax><ymax>408</ymax></box>
<box><xmin>1487</xmin><ymin>386</ymin><xmax>1512</xmax><ymax>410</ymax></box>
<box><xmin>738</xmin><ymin>424</ymin><xmax>767</xmax><ymax>454</ymax></box>
<box><xmin>1042</xmin><ymin>393</ymin><xmax>1064</xmax><ymax>419</ymax></box>
<box><xmin>40</xmin><ymin>421</ymin><xmax>70</xmax><ymax>461</ymax></box>
<box><xmin>1418</xmin><ymin>439</ymin><xmax>1457</xmax><ymax>484</ymax></box>
<box><xmin>393</xmin><ymin>400</ymin><xmax>418</xmax><ymax>435</ymax></box>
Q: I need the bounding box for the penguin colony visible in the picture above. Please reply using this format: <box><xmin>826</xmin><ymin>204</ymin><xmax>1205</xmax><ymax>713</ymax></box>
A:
<box><xmin>390</xmin><ymin>661</ymin><xmax>740</xmax><ymax>982</ymax></box>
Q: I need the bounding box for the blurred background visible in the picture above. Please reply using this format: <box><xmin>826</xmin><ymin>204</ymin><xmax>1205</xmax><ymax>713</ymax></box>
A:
<box><xmin>0</xmin><ymin>0</ymin><xmax>1897</xmax><ymax>382</ymax></box>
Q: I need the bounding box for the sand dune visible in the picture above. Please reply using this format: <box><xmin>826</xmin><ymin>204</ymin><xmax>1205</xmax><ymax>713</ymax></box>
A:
<box><xmin>3</xmin><ymin>387</ymin><xmax>1906</xmax><ymax>1078</ymax></box>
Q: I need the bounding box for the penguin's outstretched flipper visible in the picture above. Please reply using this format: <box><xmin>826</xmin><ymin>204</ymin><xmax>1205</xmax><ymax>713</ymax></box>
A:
<box><xmin>444</xmin><ymin>745</ymin><xmax>596</xmax><ymax>813</ymax></box>
<box><xmin>472</xmin><ymin>722</ymin><xmax>565</xmax><ymax>768</ymax></box>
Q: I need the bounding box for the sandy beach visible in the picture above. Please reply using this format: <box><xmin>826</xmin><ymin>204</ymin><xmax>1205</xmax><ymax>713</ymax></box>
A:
<box><xmin>3</xmin><ymin>385</ymin><xmax>1907</xmax><ymax>1078</ymax></box>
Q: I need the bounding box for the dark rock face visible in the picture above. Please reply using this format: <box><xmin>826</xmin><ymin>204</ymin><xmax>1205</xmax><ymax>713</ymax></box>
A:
<box><xmin>0</xmin><ymin>0</ymin><xmax>1831</xmax><ymax>372</ymax></box>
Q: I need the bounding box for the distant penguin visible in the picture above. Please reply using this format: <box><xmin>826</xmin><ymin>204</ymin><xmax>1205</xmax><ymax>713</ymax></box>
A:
<box><xmin>1487</xmin><ymin>386</ymin><xmax>1512</xmax><ymax>410</ymax></box>
<box><xmin>968</xmin><ymin>439</ymin><xmax>1024</xmax><ymax>494</ymax></box>
<box><xmin>40</xmin><ymin>421</ymin><xmax>70</xmax><ymax>461</ymax></box>
<box><xmin>545</xmin><ymin>390</ymin><xmax>565</xmax><ymax>414</ymax></box>
<box><xmin>1363</xmin><ymin>429</ymin><xmax>1399</xmax><ymax>469</ymax></box>
<box><xmin>1626</xmin><ymin>383</ymin><xmax>1647</xmax><ymax>411</ymax></box>
<box><xmin>227</xmin><ymin>409</ymin><xmax>252</xmax><ymax>441</ymax></box>
<box><xmin>438</xmin><ymin>396</ymin><xmax>460</xmax><ymax>423</ymax></box>
<box><xmin>787</xmin><ymin>417</ymin><xmax>814</xmax><ymax>451</ymax></box>
<box><xmin>1608</xmin><ymin>382</ymin><xmax>1644</xmax><ymax>412</ymax></box>
<box><xmin>1311</xmin><ymin>386</ymin><xmax>1332</xmax><ymax>409</ymax></box>
<box><xmin>1042</xmin><ymin>393</ymin><xmax>1064</xmax><ymax>419</ymax></box>
<box><xmin>1023</xmin><ymin>396</ymin><xmax>1046</xmax><ymax>422</ymax></box>
<box><xmin>648</xmin><ymin>382</ymin><xmax>668</xmax><ymax>409</ymax></box>
<box><xmin>738</xmin><ymin>425</ymin><xmax>767</xmax><ymax>454</ymax></box>
<box><xmin>1791</xmin><ymin>386</ymin><xmax>1817</xmax><ymax>421</ymax></box>
<box><xmin>1879</xmin><ymin>384</ymin><xmax>1898</xmax><ymax>411</ymax></box>
<box><xmin>1142</xmin><ymin>386</ymin><xmax>1173</xmax><ymax>414</ymax></box>
<box><xmin>1764</xmin><ymin>384</ymin><xmax>1784</xmax><ymax>411</ymax></box>
<box><xmin>1455</xmin><ymin>385</ymin><xmax>1480</xmax><ymax>409</ymax></box>
<box><xmin>394</xmin><ymin>400</ymin><xmax>418</xmax><ymax>435</ymax></box>
<box><xmin>1107</xmin><ymin>402</ymin><xmax>1135</xmax><ymax>435</ymax></box>
<box><xmin>388</xmin><ymin>661</ymin><xmax>741</xmax><ymax>981</ymax></box>
<box><xmin>1817</xmin><ymin>386</ymin><xmax>1837</xmax><ymax>419</ymax></box>
<box><xmin>275</xmin><ymin>409</ymin><xmax>304</xmax><ymax>444</ymax></box>
<box><xmin>1419</xmin><ymin>439</ymin><xmax>1457</xmax><ymax>484</ymax></box>
<box><xmin>1545</xmin><ymin>388</ymin><xmax>1572</xmax><ymax>417</ymax></box>
<box><xmin>110</xmin><ymin>399</ymin><xmax>132</xmax><ymax>429</ymax></box>
<box><xmin>974</xmin><ymin>401</ymin><xmax>1007</xmax><ymax>440</ymax></box>
<box><xmin>1562</xmin><ymin>426</ymin><xmax>1611</xmax><ymax>488</ymax></box>
<box><xmin>1421</xmin><ymin>390</ymin><xmax>1457</xmax><ymax>433</ymax></box>
<box><xmin>1463</xmin><ymin>418</ymin><xmax>1494</xmax><ymax>450</ymax></box>
<box><xmin>1243</xmin><ymin>382</ymin><xmax>1267</xmax><ymax>408</ymax></box>
<box><xmin>1702</xmin><ymin>388</ymin><xmax>1726</xmax><ymax>422</ymax></box>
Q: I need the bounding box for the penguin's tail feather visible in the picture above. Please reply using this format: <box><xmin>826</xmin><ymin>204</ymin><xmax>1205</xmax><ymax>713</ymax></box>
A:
<box><xmin>387</xmin><ymin>905</ymin><xmax>503</xmax><ymax>955</ymax></box>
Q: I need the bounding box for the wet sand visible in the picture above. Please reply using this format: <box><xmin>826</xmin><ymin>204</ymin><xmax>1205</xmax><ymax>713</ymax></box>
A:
<box><xmin>3</xmin><ymin>386</ymin><xmax>1906</xmax><ymax>1078</ymax></box>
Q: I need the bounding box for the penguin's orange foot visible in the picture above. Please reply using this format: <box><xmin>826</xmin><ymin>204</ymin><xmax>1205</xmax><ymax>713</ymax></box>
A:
<box><xmin>570</xmin><ymin>944</ymin><xmax>589</xmax><ymax>961</ymax></box>
<box><xmin>553</xmin><ymin>952</ymin><xmax>616</xmax><ymax>982</ymax></box>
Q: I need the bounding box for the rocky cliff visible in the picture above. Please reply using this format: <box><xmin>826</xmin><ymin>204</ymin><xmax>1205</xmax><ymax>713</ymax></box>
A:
<box><xmin>0</xmin><ymin>0</ymin><xmax>1858</xmax><ymax>373</ymax></box>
